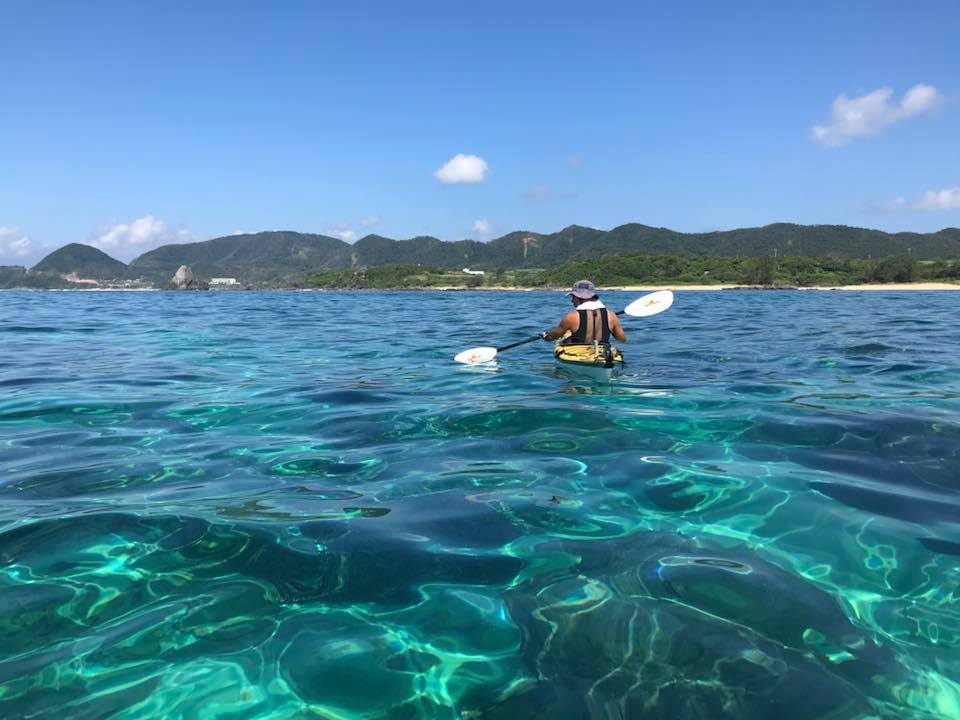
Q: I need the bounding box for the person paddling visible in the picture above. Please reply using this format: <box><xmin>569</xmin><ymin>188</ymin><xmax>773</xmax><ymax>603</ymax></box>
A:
<box><xmin>540</xmin><ymin>280</ymin><xmax>627</xmax><ymax>344</ymax></box>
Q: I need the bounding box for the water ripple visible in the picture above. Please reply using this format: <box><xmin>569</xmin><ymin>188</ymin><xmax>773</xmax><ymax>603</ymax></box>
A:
<box><xmin>1</xmin><ymin>289</ymin><xmax>958</xmax><ymax>718</ymax></box>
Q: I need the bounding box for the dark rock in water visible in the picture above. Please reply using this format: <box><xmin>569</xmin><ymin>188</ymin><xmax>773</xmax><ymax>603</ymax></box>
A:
<box><xmin>497</xmin><ymin>590</ymin><xmax>875</xmax><ymax>720</ymax></box>
<box><xmin>168</xmin><ymin>265</ymin><xmax>209</xmax><ymax>290</ymax></box>
<box><xmin>645</xmin><ymin>479</ymin><xmax>709</xmax><ymax>511</ymax></box>
<box><xmin>491</xmin><ymin>532</ymin><xmax>900</xmax><ymax>719</ymax></box>
<box><xmin>918</xmin><ymin>537</ymin><xmax>960</xmax><ymax>556</ymax></box>
<box><xmin>551</xmin><ymin>534</ymin><xmax>892</xmax><ymax>665</ymax></box>
<box><xmin>810</xmin><ymin>481</ymin><xmax>957</xmax><ymax>523</ymax></box>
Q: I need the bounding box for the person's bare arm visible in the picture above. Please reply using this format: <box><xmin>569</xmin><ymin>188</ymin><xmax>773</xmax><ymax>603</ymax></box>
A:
<box><xmin>609</xmin><ymin>311</ymin><xmax>627</xmax><ymax>342</ymax></box>
<box><xmin>541</xmin><ymin>311</ymin><xmax>578</xmax><ymax>341</ymax></box>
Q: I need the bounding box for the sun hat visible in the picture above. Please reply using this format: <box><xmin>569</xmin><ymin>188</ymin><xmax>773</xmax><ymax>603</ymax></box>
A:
<box><xmin>568</xmin><ymin>279</ymin><xmax>597</xmax><ymax>299</ymax></box>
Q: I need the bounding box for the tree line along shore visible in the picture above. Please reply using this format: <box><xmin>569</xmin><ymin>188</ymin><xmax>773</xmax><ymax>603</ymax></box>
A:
<box><xmin>4</xmin><ymin>252</ymin><xmax>960</xmax><ymax>291</ymax></box>
<box><xmin>294</xmin><ymin>254</ymin><xmax>960</xmax><ymax>290</ymax></box>
<box><xmin>3</xmin><ymin>243</ymin><xmax>959</xmax><ymax>291</ymax></box>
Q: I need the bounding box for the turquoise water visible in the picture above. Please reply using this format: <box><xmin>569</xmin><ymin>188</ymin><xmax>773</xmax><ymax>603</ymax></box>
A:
<box><xmin>1</xmin><ymin>289</ymin><xmax>959</xmax><ymax>719</ymax></box>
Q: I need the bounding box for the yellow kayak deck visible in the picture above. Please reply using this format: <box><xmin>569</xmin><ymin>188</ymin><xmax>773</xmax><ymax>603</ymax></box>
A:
<box><xmin>554</xmin><ymin>343</ymin><xmax>624</xmax><ymax>370</ymax></box>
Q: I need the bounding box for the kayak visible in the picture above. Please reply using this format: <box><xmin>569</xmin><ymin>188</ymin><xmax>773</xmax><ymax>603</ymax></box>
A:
<box><xmin>554</xmin><ymin>343</ymin><xmax>624</xmax><ymax>379</ymax></box>
<box><xmin>454</xmin><ymin>291</ymin><xmax>673</xmax><ymax>368</ymax></box>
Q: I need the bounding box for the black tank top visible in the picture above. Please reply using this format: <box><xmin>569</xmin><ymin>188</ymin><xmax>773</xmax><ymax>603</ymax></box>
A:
<box><xmin>569</xmin><ymin>307</ymin><xmax>610</xmax><ymax>343</ymax></box>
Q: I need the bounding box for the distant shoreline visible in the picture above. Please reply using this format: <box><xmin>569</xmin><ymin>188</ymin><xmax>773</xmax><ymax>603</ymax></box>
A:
<box><xmin>335</xmin><ymin>283</ymin><xmax>960</xmax><ymax>291</ymax></box>
<box><xmin>3</xmin><ymin>282</ymin><xmax>960</xmax><ymax>292</ymax></box>
<box><xmin>604</xmin><ymin>282</ymin><xmax>960</xmax><ymax>291</ymax></box>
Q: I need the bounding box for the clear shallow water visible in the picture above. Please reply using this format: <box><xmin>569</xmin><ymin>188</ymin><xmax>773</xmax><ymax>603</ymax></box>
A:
<box><xmin>1</xmin><ymin>289</ymin><xmax>959</xmax><ymax>719</ymax></box>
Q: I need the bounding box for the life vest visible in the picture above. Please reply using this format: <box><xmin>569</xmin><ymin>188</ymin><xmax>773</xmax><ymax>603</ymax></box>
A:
<box><xmin>569</xmin><ymin>307</ymin><xmax>610</xmax><ymax>344</ymax></box>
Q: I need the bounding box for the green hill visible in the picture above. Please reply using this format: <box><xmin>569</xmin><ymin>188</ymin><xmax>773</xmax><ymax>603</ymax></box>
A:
<box><xmin>1</xmin><ymin>265</ymin><xmax>74</xmax><ymax>289</ymax></box>
<box><xmin>126</xmin><ymin>231</ymin><xmax>351</xmax><ymax>283</ymax></box>
<box><xmin>339</xmin><ymin>222</ymin><xmax>960</xmax><ymax>273</ymax></box>
<box><xmin>26</xmin><ymin>222</ymin><xmax>960</xmax><ymax>287</ymax></box>
<box><xmin>299</xmin><ymin>254</ymin><xmax>960</xmax><ymax>290</ymax></box>
<box><xmin>0</xmin><ymin>266</ymin><xmax>28</xmax><ymax>288</ymax></box>
<box><xmin>478</xmin><ymin>223</ymin><xmax>960</xmax><ymax>267</ymax></box>
<box><xmin>351</xmin><ymin>234</ymin><xmax>489</xmax><ymax>268</ymax></box>
<box><xmin>637</xmin><ymin>223</ymin><xmax>960</xmax><ymax>258</ymax></box>
<box><xmin>31</xmin><ymin>243</ymin><xmax>128</xmax><ymax>280</ymax></box>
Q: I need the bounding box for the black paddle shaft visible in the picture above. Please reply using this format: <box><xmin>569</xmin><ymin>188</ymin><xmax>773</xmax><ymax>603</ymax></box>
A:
<box><xmin>495</xmin><ymin>335</ymin><xmax>542</xmax><ymax>353</ymax></box>
<box><xmin>495</xmin><ymin>309</ymin><xmax>625</xmax><ymax>352</ymax></box>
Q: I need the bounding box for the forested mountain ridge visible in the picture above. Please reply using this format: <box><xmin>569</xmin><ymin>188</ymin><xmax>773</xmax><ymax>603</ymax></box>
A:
<box><xmin>15</xmin><ymin>222</ymin><xmax>960</xmax><ymax>287</ymax></box>
<box><xmin>125</xmin><ymin>231</ymin><xmax>351</xmax><ymax>283</ymax></box>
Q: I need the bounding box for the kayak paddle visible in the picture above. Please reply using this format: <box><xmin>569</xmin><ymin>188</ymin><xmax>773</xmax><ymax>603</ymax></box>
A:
<box><xmin>454</xmin><ymin>290</ymin><xmax>674</xmax><ymax>364</ymax></box>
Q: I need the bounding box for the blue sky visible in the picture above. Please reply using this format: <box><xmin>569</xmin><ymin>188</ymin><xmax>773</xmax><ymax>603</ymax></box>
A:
<box><xmin>1</xmin><ymin>0</ymin><xmax>957</xmax><ymax>264</ymax></box>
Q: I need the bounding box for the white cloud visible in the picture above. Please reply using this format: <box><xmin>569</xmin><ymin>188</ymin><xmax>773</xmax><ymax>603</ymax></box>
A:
<box><xmin>567</xmin><ymin>153</ymin><xmax>584</xmax><ymax>168</ymax></box>
<box><xmin>472</xmin><ymin>219</ymin><xmax>492</xmax><ymax>239</ymax></box>
<box><xmin>0</xmin><ymin>226</ymin><xmax>34</xmax><ymax>260</ymax></box>
<box><xmin>812</xmin><ymin>83</ymin><xmax>942</xmax><ymax>147</ymax></box>
<box><xmin>917</xmin><ymin>187</ymin><xmax>960</xmax><ymax>210</ymax></box>
<box><xmin>901</xmin><ymin>84</ymin><xmax>941</xmax><ymax>115</ymax></box>
<box><xmin>95</xmin><ymin>215</ymin><xmax>166</xmax><ymax>250</ymax></box>
<box><xmin>434</xmin><ymin>154</ymin><xmax>488</xmax><ymax>184</ymax></box>
<box><xmin>327</xmin><ymin>217</ymin><xmax>381</xmax><ymax>242</ymax></box>
<box><xmin>876</xmin><ymin>186</ymin><xmax>960</xmax><ymax>212</ymax></box>
<box><xmin>10</xmin><ymin>236</ymin><xmax>32</xmax><ymax>254</ymax></box>
<box><xmin>90</xmin><ymin>215</ymin><xmax>195</xmax><ymax>261</ymax></box>
<box><xmin>326</xmin><ymin>223</ymin><xmax>357</xmax><ymax>242</ymax></box>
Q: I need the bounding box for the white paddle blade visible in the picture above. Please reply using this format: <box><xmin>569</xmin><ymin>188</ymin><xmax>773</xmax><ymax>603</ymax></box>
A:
<box><xmin>454</xmin><ymin>346</ymin><xmax>498</xmax><ymax>364</ymax></box>
<box><xmin>623</xmin><ymin>290</ymin><xmax>674</xmax><ymax>317</ymax></box>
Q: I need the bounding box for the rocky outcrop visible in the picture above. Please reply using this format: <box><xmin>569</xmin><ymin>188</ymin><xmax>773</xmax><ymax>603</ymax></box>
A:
<box><xmin>169</xmin><ymin>265</ymin><xmax>209</xmax><ymax>290</ymax></box>
<box><xmin>344</xmin><ymin>266</ymin><xmax>368</xmax><ymax>289</ymax></box>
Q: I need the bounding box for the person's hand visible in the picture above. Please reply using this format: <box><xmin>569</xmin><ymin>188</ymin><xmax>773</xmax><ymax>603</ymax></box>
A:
<box><xmin>539</xmin><ymin>331</ymin><xmax>550</xmax><ymax>341</ymax></box>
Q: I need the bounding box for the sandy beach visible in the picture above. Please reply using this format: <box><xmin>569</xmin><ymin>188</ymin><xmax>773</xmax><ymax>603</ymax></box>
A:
<box><xmin>801</xmin><ymin>282</ymin><xmax>960</xmax><ymax>291</ymax></box>
<box><xmin>6</xmin><ymin>282</ymin><xmax>959</xmax><ymax>292</ymax></box>
<box><xmin>605</xmin><ymin>284</ymin><xmax>740</xmax><ymax>291</ymax></box>
<box><xmin>413</xmin><ymin>283</ymin><xmax>960</xmax><ymax>292</ymax></box>
<box><xmin>605</xmin><ymin>283</ymin><xmax>960</xmax><ymax>291</ymax></box>
<box><xmin>430</xmin><ymin>282</ymin><xmax>960</xmax><ymax>292</ymax></box>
